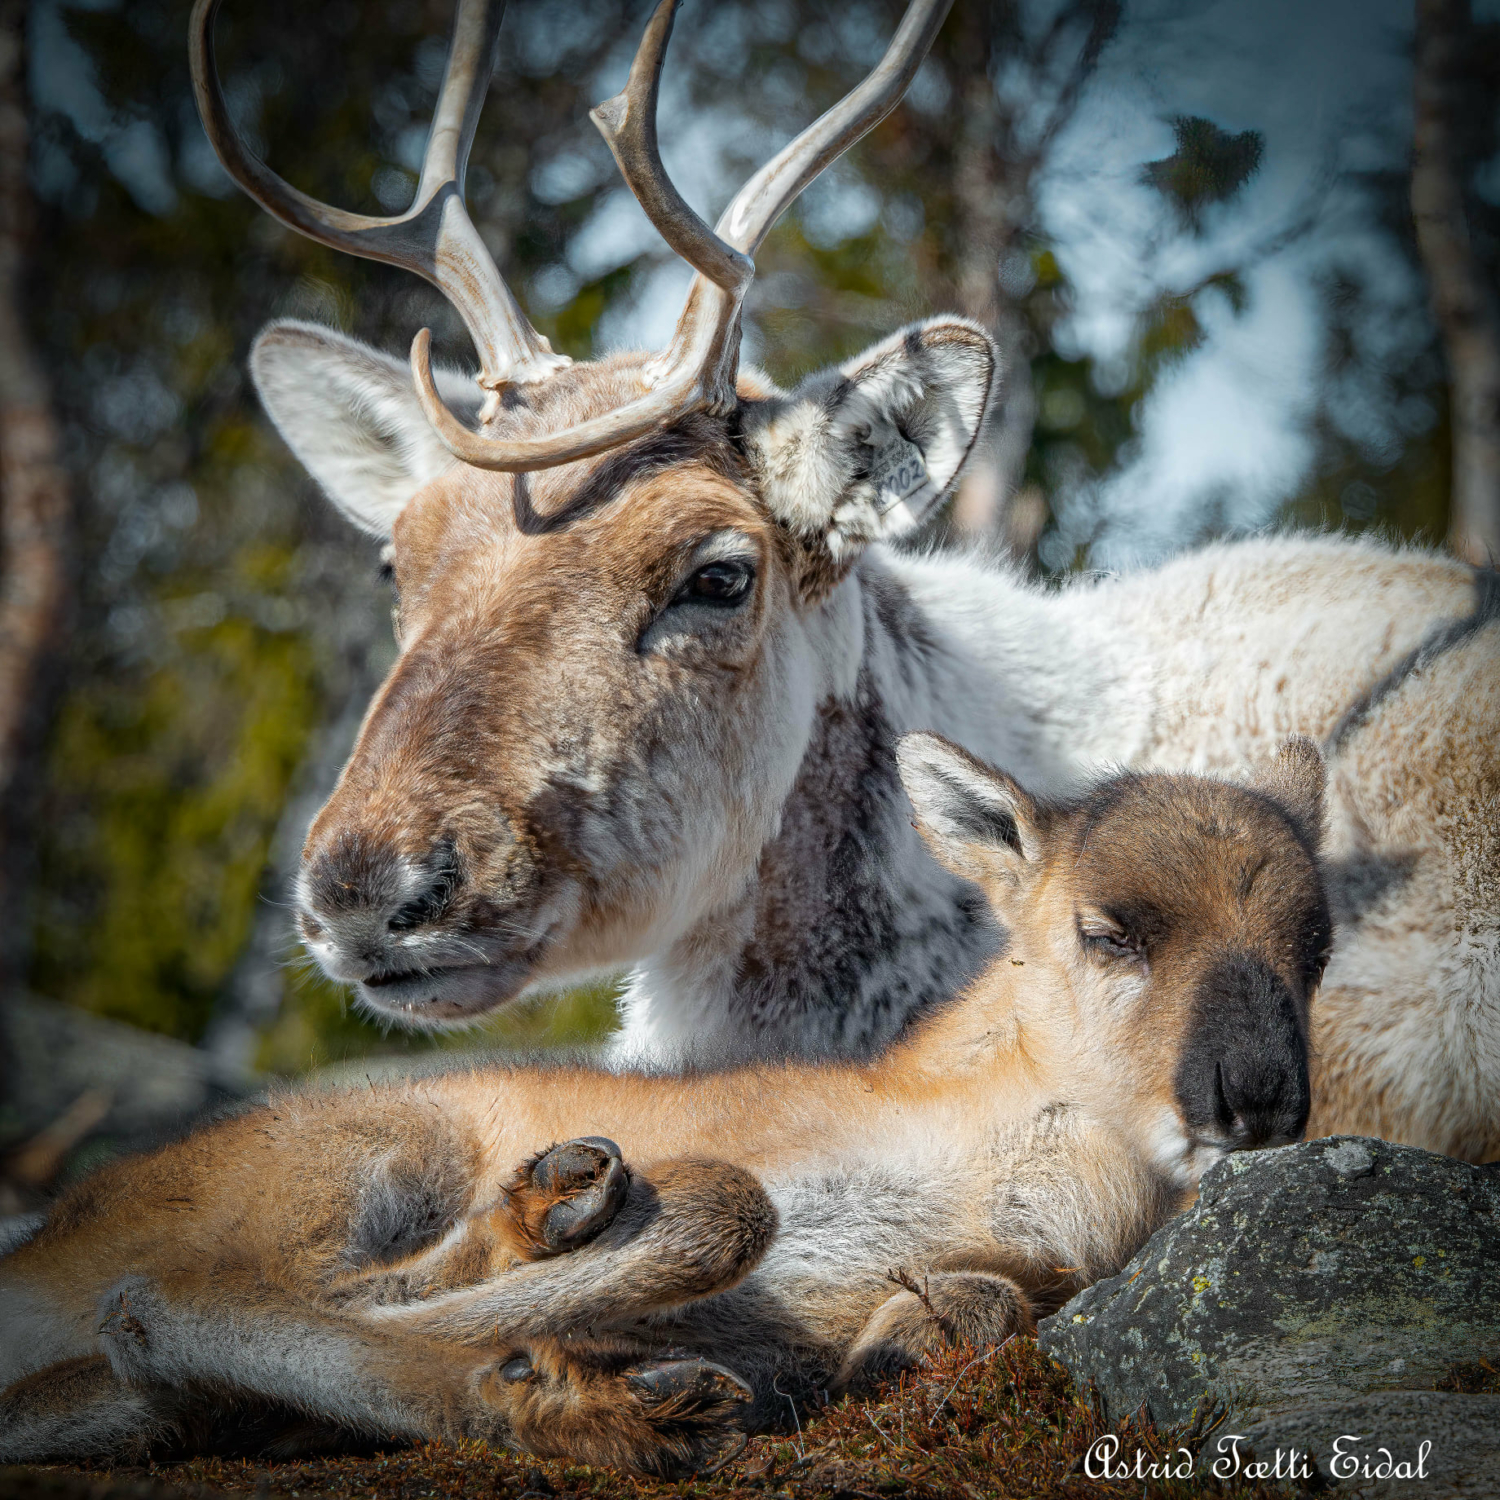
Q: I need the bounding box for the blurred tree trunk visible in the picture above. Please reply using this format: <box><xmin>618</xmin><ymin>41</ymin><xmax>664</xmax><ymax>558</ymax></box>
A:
<box><xmin>941</xmin><ymin>0</ymin><xmax>1120</xmax><ymax>559</ymax></box>
<box><xmin>1412</xmin><ymin>0</ymin><xmax>1500</xmax><ymax>564</ymax></box>
<box><xmin>944</xmin><ymin>3</ymin><xmax>1037</xmax><ymax>551</ymax></box>
<box><xmin>0</xmin><ymin>0</ymin><xmax>70</xmax><ymax>976</ymax></box>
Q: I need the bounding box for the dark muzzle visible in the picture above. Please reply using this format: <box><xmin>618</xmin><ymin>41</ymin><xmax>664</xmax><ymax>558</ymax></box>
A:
<box><xmin>1174</xmin><ymin>952</ymin><xmax>1311</xmax><ymax>1150</ymax></box>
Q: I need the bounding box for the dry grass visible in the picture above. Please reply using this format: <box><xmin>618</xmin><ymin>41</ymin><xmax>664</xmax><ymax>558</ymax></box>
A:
<box><xmin>4</xmin><ymin>1339</ymin><xmax>1305</xmax><ymax>1500</ymax></box>
<box><xmin>1434</xmin><ymin>1355</ymin><xmax>1499</xmax><ymax>1395</ymax></box>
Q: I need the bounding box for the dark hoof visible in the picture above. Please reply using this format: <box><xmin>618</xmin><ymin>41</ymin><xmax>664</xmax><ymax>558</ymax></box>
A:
<box><xmin>531</xmin><ymin>1137</ymin><xmax>628</xmax><ymax>1251</ymax></box>
<box><xmin>625</xmin><ymin>1359</ymin><xmax>754</xmax><ymax>1478</ymax></box>
<box><xmin>625</xmin><ymin>1357</ymin><xmax>754</xmax><ymax>1409</ymax></box>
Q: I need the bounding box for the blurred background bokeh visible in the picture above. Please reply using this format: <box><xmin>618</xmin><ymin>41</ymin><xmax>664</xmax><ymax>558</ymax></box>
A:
<box><xmin>0</xmin><ymin>0</ymin><xmax>1496</xmax><ymax>1205</ymax></box>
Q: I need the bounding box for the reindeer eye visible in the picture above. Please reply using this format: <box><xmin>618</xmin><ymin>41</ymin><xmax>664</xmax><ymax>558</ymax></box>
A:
<box><xmin>1079</xmin><ymin>918</ymin><xmax>1144</xmax><ymax>963</ymax></box>
<box><xmin>678</xmin><ymin>560</ymin><xmax>753</xmax><ymax>607</ymax></box>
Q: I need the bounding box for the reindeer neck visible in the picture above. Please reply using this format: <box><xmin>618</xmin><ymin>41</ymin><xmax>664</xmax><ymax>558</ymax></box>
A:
<box><xmin>615</xmin><ymin>551</ymin><xmax>1091</xmax><ymax>1063</ymax></box>
<box><xmin>889</xmin><ymin>948</ymin><xmax>1066</xmax><ymax>1069</ymax></box>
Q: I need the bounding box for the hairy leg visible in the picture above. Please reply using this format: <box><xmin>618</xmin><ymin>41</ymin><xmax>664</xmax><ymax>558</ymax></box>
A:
<box><xmin>3</xmin><ymin>1149</ymin><xmax>773</xmax><ymax>1474</ymax></box>
<box><xmin>85</xmin><ymin>1273</ymin><xmax>756</xmax><ymax>1475</ymax></box>
<box><xmin>0</xmin><ymin>1356</ymin><xmax>180</xmax><ymax>1464</ymax></box>
<box><xmin>363</xmin><ymin>1155</ymin><xmax>777</xmax><ymax>1343</ymax></box>
<box><xmin>7</xmin><ymin>1271</ymin><xmax>752</xmax><ymax>1476</ymax></box>
<box><xmin>480</xmin><ymin>1338</ymin><xmax>753</xmax><ymax>1477</ymax></box>
<box><xmin>333</xmin><ymin>1136</ymin><xmax>632</xmax><ymax>1306</ymax></box>
<box><xmin>833</xmin><ymin>1270</ymin><xmax>1033</xmax><ymax>1395</ymax></box>
<box><xmin>0</xmin><ymin>1354</ymin><xmax>382</xmax><ymax>1464</ymax></box>
<box><xmin>343</xmin><ymin>1151</ymin><xmax>776</xmax><ymax>1474</ymax></box>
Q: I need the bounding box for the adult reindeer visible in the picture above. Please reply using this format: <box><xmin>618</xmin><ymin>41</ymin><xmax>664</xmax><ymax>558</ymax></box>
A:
<box><xmin>194</xmin><ymin>0</ymin><xmax>1498</xmax><ymax>1159</ymax></box>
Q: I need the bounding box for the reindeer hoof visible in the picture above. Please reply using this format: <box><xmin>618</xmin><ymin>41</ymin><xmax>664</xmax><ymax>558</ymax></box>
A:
<box><xmin>526</xmin><ymin>1137</ymin><xmax>628</xmax><ymax>1252</ymax></box>
<box><xmin>625</xmin><ymin>1359</ymin><xmax>753</xmax><ymax>1477</ymax></box>
<box><xmin>626</xmin><ymin>1357</ymin><xmax>752</xmax><ymax>1407</ymax></box>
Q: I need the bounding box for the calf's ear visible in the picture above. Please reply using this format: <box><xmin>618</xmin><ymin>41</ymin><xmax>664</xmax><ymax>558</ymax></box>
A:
<box><xmin>741</xmin><ymin>318</ymin><xmax>997</xmax><ymax>594</ymax></box>
<box><xmin>896</xmin><ymin>732</ymin><xmax>1043</xmax><ymax>886</ymax></box>
<box><xmin>251</xmin><ymin>320</ymin><xmax>482</xmax><ymax>538</ymax></box>
<box><xmin>1256</xmin><ymin>736</ymin><xmax>1325</xmax><ymax>852</ymax></box>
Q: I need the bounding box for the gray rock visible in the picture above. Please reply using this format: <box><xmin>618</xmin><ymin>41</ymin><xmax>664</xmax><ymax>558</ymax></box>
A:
<box><xmin>0</xmin><ymin>992</ymin><xmax>247</xmax><ymax>1147</ymax></box>
<box><xmin>1037</xmin><ymin>1137</ymin><xmax>1500</xmax><ymax>1436</ymax></box>
<box><xmin>1227</xmin><ymin>1391</ymin><xmax>1500</xmax><ymax>1496</ymax></box>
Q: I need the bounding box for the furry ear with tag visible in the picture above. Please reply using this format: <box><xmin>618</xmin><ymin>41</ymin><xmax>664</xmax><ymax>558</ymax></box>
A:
<box><xmin>740</xmin><ymin>319</ymin><xmax>997</xmax><ymax>594</ymax></box>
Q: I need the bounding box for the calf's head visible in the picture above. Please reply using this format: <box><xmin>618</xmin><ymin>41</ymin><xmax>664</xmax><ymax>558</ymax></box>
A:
<box><xmin>898</xmin><ymin>733</ymin><xmax>1332</xmax><ymax>1185</ymax></box>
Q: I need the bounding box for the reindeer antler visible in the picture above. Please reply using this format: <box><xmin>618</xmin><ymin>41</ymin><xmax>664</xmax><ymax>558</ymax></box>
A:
<box><xmin>193</xmin><ymin>0</ymin><xmax>952</xmax><ymax>471</ymax></box>
<box><xmin>189</xmin><ymin>0</ymin><xmax>570</xmax><ymax>409</ymax></box>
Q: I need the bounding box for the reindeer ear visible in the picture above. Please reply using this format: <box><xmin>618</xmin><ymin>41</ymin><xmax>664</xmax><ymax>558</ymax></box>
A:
<box><xmin>742</xmin><ymin>319</ymin><xmax>997</xmax><ymax>582</ymax></box>
<box><xmin>1256</xmin><ymin>736</ymin><xmax>1326</xmax><ymax>852</ymax></box>
<box><xmin>251</xmin><ymin>320</ymin><xmax>481</xmax><ymax>538</ymax></box>
<box><xmin>896</xmin><ymin>731</ymin><xmax>1043</xmax><ymax>885</ymax></box>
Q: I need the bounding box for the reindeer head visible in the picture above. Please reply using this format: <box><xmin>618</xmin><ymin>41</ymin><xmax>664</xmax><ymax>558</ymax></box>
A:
<box><xmin>192</xmin><ymin>0</ymin><xmax>991</xmax><ymax>1025</ymax></box>
<box><xmin>898</xmin><ymin>733</ymin><xmax>1332</xmax><ymax>1186</ymax></box>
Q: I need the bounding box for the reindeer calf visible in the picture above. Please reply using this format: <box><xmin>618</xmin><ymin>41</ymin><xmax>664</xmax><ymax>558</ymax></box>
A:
<box><xmin>0</xmin><ymin>736</ymin><xmax>1329</xmax><ymax>1475</ymax></box>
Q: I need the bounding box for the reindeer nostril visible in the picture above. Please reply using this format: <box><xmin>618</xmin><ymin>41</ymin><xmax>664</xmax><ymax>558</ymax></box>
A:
<box><xmin>1213</xmin><ymin>1067</ymin><xmax>1304</xmax><ymax>1149</ymax></box>
<box><xmin>387</xmin><ymin>838</ymin><xmax>462</xmax><ymax>932</ymax></box>
<box><xmin>1210</xmin><ymin>1061</ymin><xmax>1289</xmax><ymax>1147</ymax></box>
<box><xmin>1212</xmin><ymin>1060</ymin><xmax>1238</xmax><ymax>1135</ymax></box>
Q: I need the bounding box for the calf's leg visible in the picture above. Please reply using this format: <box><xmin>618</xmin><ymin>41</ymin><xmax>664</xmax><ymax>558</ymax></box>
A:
<box><xmin>834</xmin><ymin>1270</ymin><xmax>1033</xmax><ymax>1394</ymax></box>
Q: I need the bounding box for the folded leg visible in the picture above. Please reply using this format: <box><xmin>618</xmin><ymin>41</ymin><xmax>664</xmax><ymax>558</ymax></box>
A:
<box><xmin>834</xmin><ymin>1270</ymin><xmax>1033</xmax><ymax>1394</ymax></box>
<box><xmin>3</xmin><ymin>1150</ymin><xmax>773</xmax><ymax>1476</ymax></box>
<box><xmin>338</xmin><ymin>1135</ymin><xmax>633</xmax><ymax>1306</ymax></box>
<box><xmin>362</xmin><ymin>1155</ymin><xmax>777</xmax><ymax>1343</ymax></box>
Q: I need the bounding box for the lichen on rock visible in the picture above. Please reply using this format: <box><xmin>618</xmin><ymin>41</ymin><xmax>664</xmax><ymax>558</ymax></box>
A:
<box><xmin>1037</xmin><ymin>1137</ymin><xmax>1500</xmax><ymax>1435</ymax></box>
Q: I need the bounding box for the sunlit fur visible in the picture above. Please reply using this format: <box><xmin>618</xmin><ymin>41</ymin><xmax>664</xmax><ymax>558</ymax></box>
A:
<box><xmin>0</xmin><ymin>745</ymin><xmax>1329</xmax><ymax>1474</ymax></box>
<box><xmin>258</xmin><ymin>317</ymin><xmax>1498</xmax><ymax>1162</ymax></box>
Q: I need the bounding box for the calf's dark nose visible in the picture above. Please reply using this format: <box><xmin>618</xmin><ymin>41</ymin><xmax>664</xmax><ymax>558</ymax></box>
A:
<box><xmin>1175</xmin><ymin>952</ymin><xmax>1311</xmax><ymax>1149</ymax></box>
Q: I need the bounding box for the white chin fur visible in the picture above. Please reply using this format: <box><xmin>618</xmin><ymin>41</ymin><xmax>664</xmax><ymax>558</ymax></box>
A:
<box><xmin>1147</xmin><ymin>1106</ymin><xmax>1228</xmax><ymax>1189</ymax></box>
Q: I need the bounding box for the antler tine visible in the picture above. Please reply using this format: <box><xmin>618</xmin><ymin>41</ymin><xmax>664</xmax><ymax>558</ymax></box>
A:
<box><xmin>643</xmin><ymin>0</ymin><xmax>954</xmax><ymax>413</ymax></box>
<box><xmin>589</xmin><ymin>0</ymin><xmax>753</xmax><ymax>297</ymax></box>
<box><xmin>414</xmin><ymin>0</ymin><xmax>493</xmax><ymax>198</ymax></box>
<box><xmin>409</xmin><ymin>0</ymin><xmax>951</xmax><ymax>472</ymax></box>
<box><xmin>714</xmin><ymin>0</ymin><xmax>953</xmax><ymax>259</ymax></box>
<box><xmin>189</xmin><ymin>0</ymin><xmax>569</xmax><ymax>399</ymax></box>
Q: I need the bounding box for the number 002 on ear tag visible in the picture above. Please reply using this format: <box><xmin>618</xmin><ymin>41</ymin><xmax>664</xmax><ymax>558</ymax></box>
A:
<box><xmin>869</xmin><ymin>428</ymin><xmax>936</xmax><ymax>524</ymax></box>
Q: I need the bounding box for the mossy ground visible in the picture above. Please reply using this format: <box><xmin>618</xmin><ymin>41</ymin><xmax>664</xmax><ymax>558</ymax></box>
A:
<box><xmin>5</xmin><ymin>1341</ymin><xmax>1301</xmax><ymax>1500</ymax></box>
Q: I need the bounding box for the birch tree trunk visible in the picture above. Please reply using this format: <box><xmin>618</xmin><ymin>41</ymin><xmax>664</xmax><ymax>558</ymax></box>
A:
<box><xmin>1412</xmin><ymin>0</ymin><xmax>1500</xmax><ymax>564</ymax></box>
<box><xmin>0</xmin><ymin>0</ymin><xmax>71</xmax><ymax>966</ymax></box>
